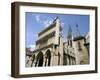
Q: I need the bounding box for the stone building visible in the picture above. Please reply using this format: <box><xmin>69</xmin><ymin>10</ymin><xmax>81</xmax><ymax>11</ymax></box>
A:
<box><xmin>25</xmin><ymin>17</ymin><xmax>89</xmax><ymax>67</ymax></box>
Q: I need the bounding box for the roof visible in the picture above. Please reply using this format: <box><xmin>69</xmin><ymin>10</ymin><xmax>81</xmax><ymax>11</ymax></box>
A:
<box><xmin>73</xmin><ymin>36</ymin><xmax>85</xmax><ymax>41</ymax></box>
<box><xmin>38</xmin><ymin>17</ymin><xmax>62</xmax><ymax>37</ymax></box>
<box><xmin>38</xmin><ymin>22</ymin><xmax>56</xmax><ymax>37</ymax></box>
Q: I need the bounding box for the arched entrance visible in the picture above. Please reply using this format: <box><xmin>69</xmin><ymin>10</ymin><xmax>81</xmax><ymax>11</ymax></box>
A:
<box><xmin>35</xmin><ymin>52</ymin><xmax>43</xmax><ymax>67</ymax></box>
<box><xmin>45</xmin><ymin>49</ymin><xmax>51</xmax><ymax>66</ymax></box>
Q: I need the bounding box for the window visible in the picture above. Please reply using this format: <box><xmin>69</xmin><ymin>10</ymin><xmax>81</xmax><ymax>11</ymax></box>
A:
<box><xmin>78</xmin><ymin>41</ymin><xmax>82</xmax><ymax>51</ymax></box>
<box><xmin>68</xmin><ymin>41</ymin><xmax>69</xmax><ymax>46</ymax></box>
<box><xmin>59</xmin><ymin>37</ymin><xmax>60</xmax><ymax>45</ymax></box>
<box><xmin>70</xmin><ymin>40</ymin><xmax>72</xmax><ymax>47</ymax></box>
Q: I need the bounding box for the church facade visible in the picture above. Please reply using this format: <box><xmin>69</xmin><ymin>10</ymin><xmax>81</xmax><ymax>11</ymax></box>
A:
<box><xmin>25</xmin><ymin>17</ymin><xmax>89</xmax><ymax>67</ymax></box>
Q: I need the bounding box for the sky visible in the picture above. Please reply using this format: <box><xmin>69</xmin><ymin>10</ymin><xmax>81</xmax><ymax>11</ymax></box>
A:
<box><xmin>25</xmin><ymin>12</ymin><xmax>89</xmax><ymax>50</ymax></box>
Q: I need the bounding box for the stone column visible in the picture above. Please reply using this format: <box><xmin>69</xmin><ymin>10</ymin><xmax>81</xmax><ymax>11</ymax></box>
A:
<box><xmin>50</xmin><ymin>45</ymin><xmax>54</xmax><ymax>66</ymax></box>
<box><xmin>70</xmin><ymin>57</ymin><xmax>73</xmax><ymax>65</ymax></box>
<box><xmin>32</xmin><ymin>62</ymin><xmax>35</xmax><ymax>67</ymax></box>
<box><xmin>43</xmin><ymin>55</ymin><xmax>46</xmax><ymax>67</ymax></box>
<box><xmin>70</xmin><ymin>57</ymin><xmax>72</xmax><ymax>65</ymax></box>
<box><xmin>72</xmin><ymin>58</ymin><xmax>74</xmax><ymax>65</ymax></box>
<box><xmin>50</xmin><ymin>54</ymin><xmax>53</xmax><ymax>66</ymax></box>
<box><xmin>67</xmin><ymin>55</ymin><xmax>69</xmax><ymax>65</ymax></box>
<box><xmin>35</xmin><ymin>59</ymin><xmax>39</xmax><ymax>67</ymax></box>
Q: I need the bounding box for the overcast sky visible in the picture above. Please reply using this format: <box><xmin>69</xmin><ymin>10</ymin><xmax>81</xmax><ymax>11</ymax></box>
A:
<box><xmin>25</xmin><ymin>12</ymin><xmax>89</xmax><ymax>50</ymax></box>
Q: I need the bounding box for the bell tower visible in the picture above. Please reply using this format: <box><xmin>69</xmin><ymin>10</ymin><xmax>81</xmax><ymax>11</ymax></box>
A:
<box><xmin>73</xmin><ymin>24</ymin><xmax>89</xmax><ymax>64</ymax></box>
<box><xmin>67</xmin><ymin>25</ymin><xmax>73</xmax><ymax>47</ymax></box>
<box><xmin>63</xmin><ymin>25</ymin><xmax>76</xmax><ymax>65</ymax></box>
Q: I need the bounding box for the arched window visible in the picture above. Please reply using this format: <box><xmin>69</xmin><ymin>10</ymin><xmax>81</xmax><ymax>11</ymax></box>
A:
<box><xmin>45</xmin><ymin>50</ymin><xmax>51</xmax><ymax>66</ymax></box>
<box><xmin>78</xmin><ymin>41</ymin><xmax>82</xmax><ymax>51</ymax></box>
<box><xmin>35</xmin><ymin>52</ymin><xmax>43</xmax><ymax>67</ymax></box>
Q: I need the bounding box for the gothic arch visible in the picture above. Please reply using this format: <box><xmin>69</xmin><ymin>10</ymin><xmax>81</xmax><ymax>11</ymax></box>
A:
<box><xmin>45</xmin><ymin>49</ymin><xmax>51</xmax><ymax>66</ymax></box>
<box><xmin>35</xmin><ymin>51</ymin><xmax>43</xmax><ymax>67</ymax></box>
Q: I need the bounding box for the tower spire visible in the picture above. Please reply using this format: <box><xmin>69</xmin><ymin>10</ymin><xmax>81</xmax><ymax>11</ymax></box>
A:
<box><xmin>76</xmin><ymin>24</ymin><xmax>80</xmax><ymax>37</ymax></box>
<box><xmin>53</xmin><ymin>16</ymin><xmax>59</xmax><ymax>23</ymax></box>
<box><xmin>67</xmin><ymin>25</ymin><xmax>72</xmax><ymax>39</ymax></box>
